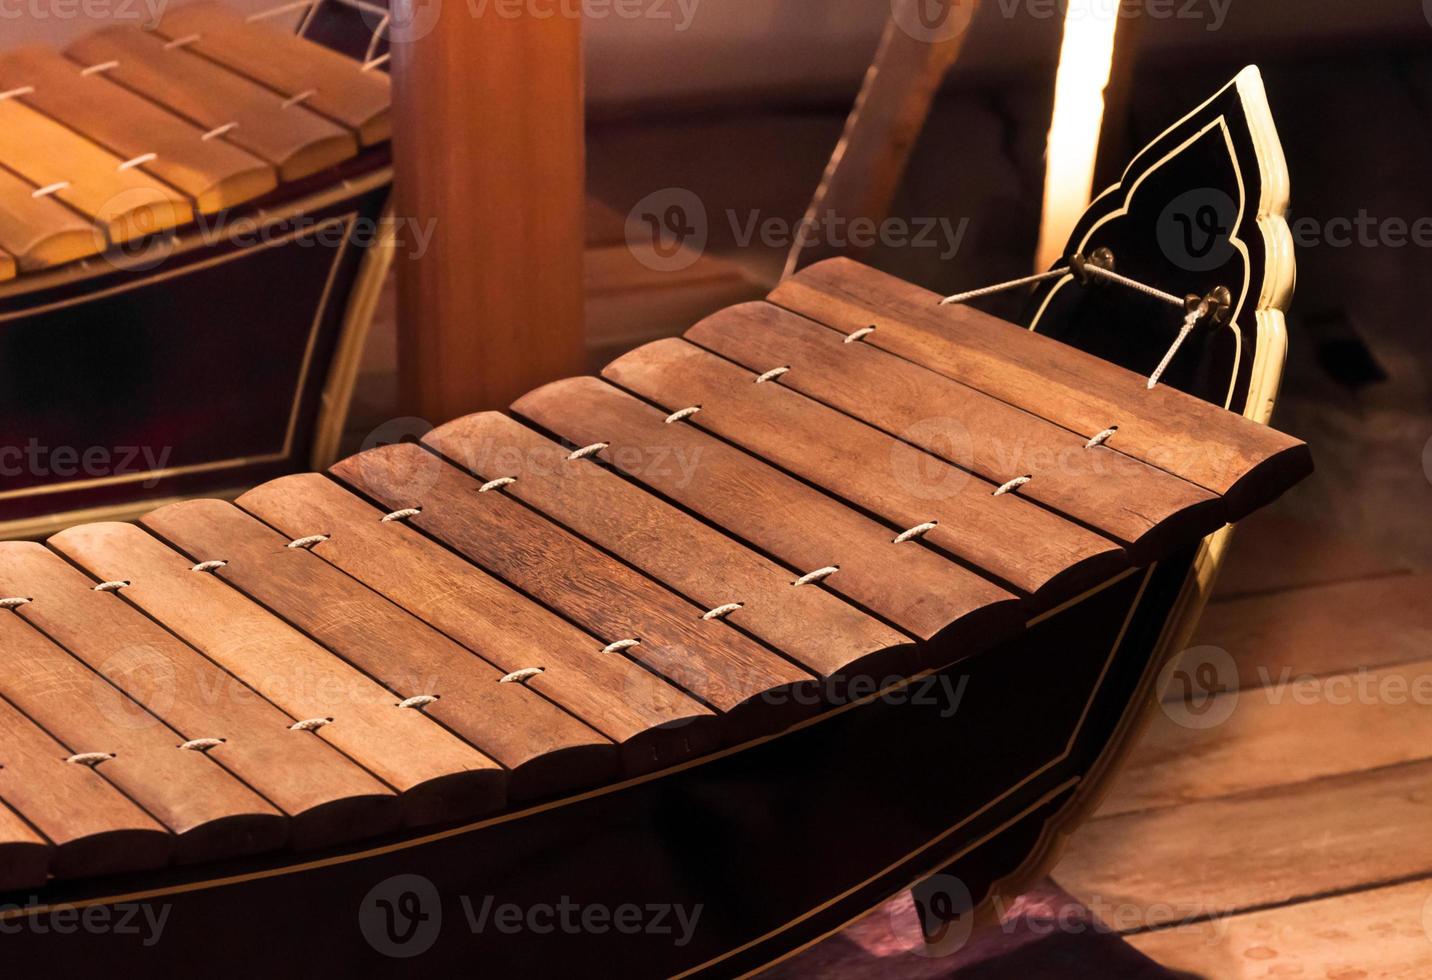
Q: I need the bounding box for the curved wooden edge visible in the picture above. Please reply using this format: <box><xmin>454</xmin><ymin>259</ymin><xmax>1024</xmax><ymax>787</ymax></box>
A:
<box><xmin>0</xmin><ymin>808</ymin><xmax>50</xmax><ymax>892</ymax></box>
<box><xmin>398</xmin><ymin>769</ymin><xmax>509</xmax><ymax>829</ymax></box>
<box><xmin>287</xmin><ymin>794</ymin><xmax>401</xmax><ymax>852</ymax></box>
<box><xmin>48</xmin><ymin>828</ymin><xmax>174</xmax><ymax>883</ymax></box>
<box><xmin>276</xmin><ymin>133</ymin><xmax>361</xmax><ymax>183</ymax></box>
<box><xmin>171</xmin><ymin>812</ymin><xmax>289</xmax><ymax>867</ymax></box>
<box><xmin>194</xmin><ymin>164</ymin><xmax>281</xmax><ymax>216</ymax></box>
<box><xmin>22</xmin><ymin>228</ymin><xmax>106</xmax><ymax>273</ymax></box>
<box><xmin>506</xmin><ymin>742</ymin><xmax>622</xmax><ymax>803</ymax></box>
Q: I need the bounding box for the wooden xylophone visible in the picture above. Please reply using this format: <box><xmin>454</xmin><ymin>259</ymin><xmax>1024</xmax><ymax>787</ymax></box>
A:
<box><xmin>0</xmin><ymin>3</ymin><xmax>388</xmax><ymax>275</ymax></box>
<box><xmin>0</xmin><ymin>64</ymin><xmax>1306</xmax><ymax>977</ymax></box>
<box><xmin>0</xmin><ymin>249</ymin><xmax>1309</xmax><ymax>887</ymax></box>
<box><xmin>0</xmin><ymin>2</ymin><xmax>394</xmax><ymax>538</ymax></box>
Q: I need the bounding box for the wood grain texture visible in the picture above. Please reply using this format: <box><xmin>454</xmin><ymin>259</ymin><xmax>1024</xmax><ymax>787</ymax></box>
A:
<box><xmin>68</xmin><ymin>28</ymin><xmax>356</xmax><ymax>182</ymax></box>
<box><xmin>0</xmin><ymin>542</ymin><xmax>398</xmax><ymax>851</ymax></box>
<box><xmin>49</xmin><ymin>522</ymin><xmax>505</xmax><ymax>828</ymax></box>
<box><xmin>155</xmin><ymin>3</ymin><xmax>391</xmax><ymax>145</ymax></box>
<box><xmin>1057</xmin><ymin>761</ymin><xmax>1432</xmax><ymax>929</ymax></box>
<box><xmin>1213</xmin><ymin>511</ymin><xmax>1409</xmax><ymax>600</ymax></box>
<box><xmin>686</xmin><ymin>302</ymin><xmax>1226</xmax><ymax>560</ymax></box>
<box><xmin>1193</xmin><ymin>572</ymin><xmax>1432</xmax><ymax>691</ymax></box>
<box><xmin>783</xmin><ymin>0</ymin><xmax>977</xmax><ymax>276</ymax></box>
<box><xmin>141</xmin><ymin>499</ymin><xmax>620</xmax><ymax>796</ymax></box>
<box><xmin>0</xmin><ymin>248</ymin><xmax>13</xmax><ymax>281</ymax></box>
<box><xmin>0</xmin><ymin>801</ymin><xmax>48</xmax><ymax>892</ymax></box>
<box><xmin>0</xmin><ymin>693</ymin><xmax>172</xmax><ymax>880</ymax></box>
<box><xmin>512</xmin><ymin>376</ymin><xmax>1023</xmax><ymax>647</ymax></box>
<box><xmin>0</xmin><ymin>548</ymin><xmax>286</xmax><ymax>864</ymax></box>
<box><xmin>328</xmin><ymin>450</ymin><xmax>812</xmax><ymax>743</ymax></box>
<box><xmin>1129</xmin><ymin>878</ymin><xmax>1432</xmax><ymax>979</ymax></box>
<box><xmin>0</xmin><ymin>166</ymin><xmax>102</xmax><ymax>271</ymax></box>
<box><xmin>1099</xmin><ymin>658</ymin><xmax>1432</xmax><ymax>818</ymax></box>
<box><xmin>392</xmin><ymin>1</ymin><xmax>585</xmax><ymax>421</ymax></box>
<box><xmin>0</xmin><ymin>98</ymin><xmax>191</xmax><ymax>245</ymax></box>
<box><xmin>0</xmin><ymin>46</ymin><xmax>277</xmax><ymax>214</ymax></box>
<box><xmin>423</xmin><ymin>411</ymin><xmax>916</xmax><ymax>680</ymax></box>
<box><xmin>240</xmin><ymin>473</ymin><xmax>724</xmax><ymax>764</ymax></box>
<box><xmin>769</xmin><ymin>259</ymin><xmax>1313</xmax><ymax>519</ymax></box>
<box><xmin>603</xmin><ymin>338</ymin><xmax>1128</xmax><ymax>601</ymax></box>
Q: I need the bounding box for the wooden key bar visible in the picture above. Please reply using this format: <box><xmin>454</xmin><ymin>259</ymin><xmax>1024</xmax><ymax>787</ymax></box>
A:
<box><xmin>0</xmin><ymin>542</ymin><xmax>399</xmax><ymax>852</ymax></box>
<box><xmin>604</xmin><ymin>339</ymin><xmax>1128</xmax><ymax>601</ymax></box>
<box><xmin>0</xmin><ymin>165</ymin><xmax>103</xmax><ymax>272</ymax></box>
<box><xmin>512</xmin><ymin>377</ymin><xmax>1023</xmax><ymax>649</ymax></box>
<box><xmin>155</xmin><ymin>3</ymin><xmax>391</xmax><ymax>145</ymax></box>
<box><xmin>325</xmin><ymin>452</ymin><xmax>817</xmax><ymax>743</ymax></box>
<box><xmin>0</xmin><ymin>46</ymin><xmax>277</xmax><ymax>215</ymax></box>
<box><xmin>0</xmin><ymin>99</ymin><xmax>190</xmax><ymax>246</ymax></box>
<box><xmin>0</xmin><ymin>801</ymin><xmax>48</xmax><ymax>892</ymax></box>
<box><xmin>0</xmin><ymin>553</ymin><xmax>286</xmax><ymax>864</ymax></box>
<box><xmin>68</xmin><ymin>28</ymin><xmax>357</xmax><ymax>182</ymax></box>
<box><xmin>685</xmin><ymin>303</ymin><xmax>1227</xmax><ymax>561</ymax></box>
<box><xmin>424</xmin><ymin>412</ymin><xmax>917</xmax><ymax>682</ymax></box>
<box><xmin>770</xmin><ymin>259</ymin><xmax>1313</xmax><ymax>520</ymax></box>
<box><xmin>50</xmin><ymin>523</ymin><xmax>506</xmax><ymax>828</ymax></box>
<box><xmin>0</xmin><ymin>694</ymin><xmax>172</xmax><ymax>881</ymax></box>
<box><xmin>140</xmin><ymin>500</ymin><xmax>629</xmax><ymax>793</ymax></box>
<box><xmin>236</xmin><ymin>474</ymin><xmax>728</xmax><ymax>757</ymax></box>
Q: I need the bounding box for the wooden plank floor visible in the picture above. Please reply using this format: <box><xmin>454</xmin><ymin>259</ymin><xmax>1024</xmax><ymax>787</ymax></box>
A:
<box><xmin>1054</xmin><ymin>509</ymin><xmax>1432</xmax><ymax>978</ymax></box>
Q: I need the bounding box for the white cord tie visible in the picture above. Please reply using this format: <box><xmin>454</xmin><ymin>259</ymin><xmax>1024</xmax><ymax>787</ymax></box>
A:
<box><xmin>1085</xmin><ymin>427</ymin><xmax>1118</xmax><ymax>449</ymax></box>
<box><xmin>93</xmin><ymin>580</ymin><xmax>129</xmax><ymax>593</ymax></box>
<box><xmin>0</xmin><ymin>86</ymin><xmax>35</xmax><ymax>101</ymax></box>
<box><xmin>287</xmin><ymin>534</ymin><xmax>329</xmax><ymax>550</ymax></box>
<box><xmin>567</xmin><ymin>443</ymin><xmax>608</xmax><ymax>461</ymax></box>
<box><xmin>665</xmin><ymin>406</ymin><xmax>701</xmax><ymax>424</ymax></box>
<box><xmin>478</xmin><ymin>477</ymin><xmax>517</xmax><ymax>493</ymax></box>
<box><xmin>118</xmin><ymin>153</ymin><xmax>157</xmax><ymax>171</ymax></box>
<box><xmin>290</xmin><ymin>717</ymin><xmax>333</xmax><ymax>732</ymax></box>
<box><xmin>893</xmin><ymin>522</ymin><xmax>938</xmax><ymax>544</ymax></box>
<box><xmin>202</xmin><ymin>122</ymin><xmax>239</xmax><ymax>141</ymax></box>
<box><xmin>381</xmin><ymin>507</ymin><xmax>422</xmax><ymax>523</ymax></box>
<box><xmin>0</xmin><ymin>597</ymin><xmax>32</xmax><ymax>610</ymax></box>
<box><xmin>164</xmin><ymin>34</ymin><xmax>201</xmax><ymax>50</ymax></box>
<box><xmin>793</xmin><ymin>567</ymin><xmax>839</xmax><ymax>588</ymax></box>
<box><xmin>179</xmin><ymin>738</ymin><xmax>224</xmax><ymax>752</ymax></box>
<box><xmin>602</xmin><ymin>639</ymin><xmax>641</xmax><ymax>654</ymax></box>
<box><xmin>1148</xmin><ymin>307</ymin><xmax>1202</xmax><ymax>390</ymax></box>
<box><xmin>80</xmin><ymin>61</ymin><xmax>118</xmax><ymax>76</ymax></box>
<box><xmin>845</xmin><ymin>326</ymin><xmax>876</xmax><ymax>344</ymax></box>
<box><xmin>66</xmin><ymin>752</ymin><xmax>114</xmax><ymax>767</ymax></box>
<box><xmin>499</xmin><ymin>667</ymin><xmax>544</xmax><ymax>685</ymax></box>
<box><xmin>702</xmin><ymin>603</ymin><xmax>743</xmax><ymax>621</ymax></box>
<box><xmin>993</xmin><ymin>476</ymin><xmax>1032</xmax><ymax>497</ymax></box>
<box><xmin>939</xmin><ymin>259</ymin><xmax>1186</xmax><ymax>310</ymax></box>
<box><xmin>363</xmin><ymin>54</ymin><xmax>391</xmax><ymax>72</ymax></box>
<box><xmin>397</xmin><ymin>695</ymin><xmax>439</xmax><ymax>710</ymax></box>
<box><xmin>281</xmin><ymin>89</ymin><xmax>317</xmax><ymax>109</ymax></box>
<box><xmin>755</xmin><ymin>366</ymin><xmax>790</xmax><ymax>384</ymax></box>
<box><xmin>191</xmin><ymin>560</ymin><xmax>228</xmax><ymax>573</ymax></box>
<box><xmin>32</xmin><ymin>182</ymin><xmax>69</xmax><ymax>199</ymax></box>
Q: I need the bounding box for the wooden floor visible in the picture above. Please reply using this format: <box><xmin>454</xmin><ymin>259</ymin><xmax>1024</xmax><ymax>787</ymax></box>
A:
<box><xmin>1054</xmin><ymin>508</ymin><xmax>1432</xmax><ymax>978</ymax></box>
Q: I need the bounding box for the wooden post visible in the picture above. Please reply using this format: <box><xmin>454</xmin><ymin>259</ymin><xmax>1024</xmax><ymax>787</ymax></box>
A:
<box><xmin>391</xmin><ymin>3</ymin><xmax>586</xmax><ymax>423</ymax></box>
